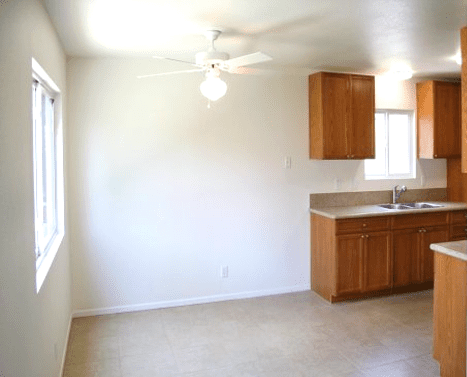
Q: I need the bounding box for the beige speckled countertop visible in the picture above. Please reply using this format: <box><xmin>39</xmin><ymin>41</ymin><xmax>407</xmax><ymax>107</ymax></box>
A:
<box><xmin>310</xmin><ymin>201</ymin><xmax>467</xmax><ymax>219</ymax></box>
<box><xmin>430</xmin><ymin>240</ymin><xmax>467</xmax><ymax>261</ymax></box>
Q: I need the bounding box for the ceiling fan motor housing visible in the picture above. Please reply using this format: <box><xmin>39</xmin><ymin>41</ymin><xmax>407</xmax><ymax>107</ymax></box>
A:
<box><xmin>196</xmin><ymin>51</ymin><xmax>230</xmax><ymax>66</ymax></box>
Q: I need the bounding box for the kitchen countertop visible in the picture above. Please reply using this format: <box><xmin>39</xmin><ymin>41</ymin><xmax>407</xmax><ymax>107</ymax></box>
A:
<box><xmin>430</xmin><ymin>240</ymin><xmax>467</xmax><ymax>262</ymax></box>
<box><xmin>310</xmin><ymin>201</ymin><xmax>467</xmax><ymax>219</ymax></box>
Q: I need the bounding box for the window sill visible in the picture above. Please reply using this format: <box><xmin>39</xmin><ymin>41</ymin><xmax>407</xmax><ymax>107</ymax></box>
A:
<box><xmin>36</xmin><ymin>232</ymin><xmax>64</xmax><ymax>293</ymax></box>
<box><xmin>364</xmin><ymin>175</ymin><xmax>416</xmax><ymax>181</ymax></box>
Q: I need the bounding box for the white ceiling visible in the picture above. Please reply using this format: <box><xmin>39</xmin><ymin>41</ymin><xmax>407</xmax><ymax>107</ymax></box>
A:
<box><xmin>42</xmin><ymin>0</ymin><xmax>467</xmax><ymax>79</ymax></box>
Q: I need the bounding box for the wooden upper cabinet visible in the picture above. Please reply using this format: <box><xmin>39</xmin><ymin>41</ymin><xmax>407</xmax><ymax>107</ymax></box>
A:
<box><xmin>309</xmin><ymin>72</ymin><xmax>375</xmax><ymax>160</ymax></box>
<box><xmin>350</xmin><ymin>75</ymin><xmax>376</xmax><ymax>159</ymax></box>
<box><xmin>417</xmin><ymin>80</ymin><xmax>461</xmax><ymax>159</ymax></box>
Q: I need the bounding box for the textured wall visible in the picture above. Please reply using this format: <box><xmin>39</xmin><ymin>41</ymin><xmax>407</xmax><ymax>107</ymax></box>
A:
<box><xmin>67</xmin><ymin>58</ymin><xmax>445</xmax><ymax>314</ymax></box>
<box><xmin>0</xmin><ymin>1</ymin><xmax>71</xmax><ymax>376</ymax></box>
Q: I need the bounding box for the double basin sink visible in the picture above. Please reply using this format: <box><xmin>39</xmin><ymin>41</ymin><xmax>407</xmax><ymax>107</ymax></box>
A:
<box><xmin>378</xmin><ymin>202</ymin><xmax>444</xmax><ymax>210</ymax></box>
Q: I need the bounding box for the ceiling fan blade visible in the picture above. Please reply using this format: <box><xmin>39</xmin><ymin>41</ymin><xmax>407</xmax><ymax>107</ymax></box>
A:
<box><xmin>137</xmin><ymin>69</ymin><xmax>204</xmax><ymax>79</ymax></box>
<box><xmin>223</xmin><ymin>52</ymin><xmax>272</xmax><ymax>68</ymax></box>
<box><xmin>153</xmin><ymin>56</ymin><xmax>201</xmax><ymax>67</ymax></box>
<box><xmin>225</xmin><ymin>66</ymin><xmax>276</xmax><ymax>75</ymax></box>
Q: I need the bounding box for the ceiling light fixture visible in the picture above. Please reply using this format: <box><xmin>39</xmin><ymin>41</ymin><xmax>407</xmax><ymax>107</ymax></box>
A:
<box><xmin>199</xmin><ymin>67</ymin><xmax>227</xmax><ymax>101</ymax></box>
<box><xmin>388</xmin><ymin>64</ymin><xmax>413</xmax><ymax>80</ymax></box>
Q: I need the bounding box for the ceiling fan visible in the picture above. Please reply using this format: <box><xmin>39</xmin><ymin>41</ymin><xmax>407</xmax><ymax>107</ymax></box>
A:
<box><xmin>137</xmin><ymin>30</ymin><xmax>272</xmax><ymax>102</ymax></box>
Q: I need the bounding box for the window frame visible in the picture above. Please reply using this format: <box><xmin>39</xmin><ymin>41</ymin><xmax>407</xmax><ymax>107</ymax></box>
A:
<box><xmin>32</xmin><ymin>58</ymin><xmax>64</xmax><ymax>293</ymax></box>
<box><xmin>364</xmin><ymin>109</ymin><xmax>416</xmax><ymax>180</ymax></box>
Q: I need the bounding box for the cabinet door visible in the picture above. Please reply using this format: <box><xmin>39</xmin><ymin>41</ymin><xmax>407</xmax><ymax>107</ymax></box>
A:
<box><xmin>335</xmin><ymin>234</ymin><xmax>363</xmax><ymax>295</ymax></box>
<box><xmin>363</xmin><ymin>231</ymin><xmax>391</xmax><ymax>292</ymax></box>
<box><xmin>322</xmin><ymin>73</ymin><xmax>350</xmax><ymax>159</ymax></box>
<box><xmin>421</xmin><ymin>226</ymin><xmax>449</xmax><ymax>282</ymax></box>
<box><xmin>392</xmin><ymin>228</ymin><xmax>420</xmax><ymax>286</ymax></box>
<box><xmin>349</xmin><ymin>75</ymin><xmax>375</xmax><ymax>159</ymax></box>
<box><xmin>434</xmin><ymin>82</ymin><xmax>461</xmax><ymax>158</ymax></box>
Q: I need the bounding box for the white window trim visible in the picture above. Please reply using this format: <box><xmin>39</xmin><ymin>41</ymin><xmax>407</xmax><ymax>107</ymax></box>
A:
<box><xmin>365</xmin><ymin>109</ymin><xmax>416</xmax><ymax>180</ymax></box>
<box><xmin>32</xmin><ymin>58</ymin><xmax>65</xmax><ymax>293</ymax></box>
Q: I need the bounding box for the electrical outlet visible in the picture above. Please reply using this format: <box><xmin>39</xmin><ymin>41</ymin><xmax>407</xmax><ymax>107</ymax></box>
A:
<box><xmin>284</xmin><ymin>156</ymin><xmax>292</xmax><ymax>169</ymax></box>
<box><xmin>221</xmin><ymin>265</ymin><xmax>228</xmax><ymax>278</ymax></box>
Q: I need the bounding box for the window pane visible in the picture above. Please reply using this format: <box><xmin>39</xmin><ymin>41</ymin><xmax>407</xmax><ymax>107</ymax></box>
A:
<box><xmin>33</xmin><ymin>83</ymin><xmax>57</xmax><ymax>256</ymax></box>
<box><xmin>364</xmin><ymin>112</ymin><xmax>386</xmax><ymax>176</ymax></box>
<box><xmin>388</xmin><ymin>113</ymin><xmax>411</xmax><ymax>175</ymax></box>
<box><xmin>364</xmin><ymin>110</ymin><xmax>414</xmax><ymax>180</ymax></box>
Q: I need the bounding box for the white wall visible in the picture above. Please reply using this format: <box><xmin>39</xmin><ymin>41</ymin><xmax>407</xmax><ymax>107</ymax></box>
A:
<box><xmin>67</xmin><ymin>59</ymin><xmax>446</xmax><ymax>314</ymax></box>
<box><xmin>0</xmin><ymin>1</ymin><xmax>71</xmax><ymax>376</ymax></box>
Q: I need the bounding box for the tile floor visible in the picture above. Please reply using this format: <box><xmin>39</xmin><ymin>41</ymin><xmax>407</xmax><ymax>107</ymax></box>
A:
<box><xmin>63</xmin><ymin>290</ymin><xmax>440</xmax><ymax>376</ymax></box>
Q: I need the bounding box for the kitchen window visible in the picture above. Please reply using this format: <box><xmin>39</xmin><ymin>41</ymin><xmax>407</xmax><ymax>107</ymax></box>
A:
<box><xmin>364</xmin><ymin>109</ymin><xmax>415</xmax><ymax>180</ymax></box>
<box><xmin>32</xmin><ymin>58</ymin><xmax>64</xmax><ymax>292</ymax></box>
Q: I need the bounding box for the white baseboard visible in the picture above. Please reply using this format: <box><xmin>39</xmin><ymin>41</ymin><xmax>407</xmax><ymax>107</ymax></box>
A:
<box><xmin>72</xmin><ymin>284</ymin><xmax>311</xmax><ymax>318</ymax></box>
<box><xmin>59</xmin><ymin>312</ymin><xmax>73</xmax><ymax>377</ymax></box>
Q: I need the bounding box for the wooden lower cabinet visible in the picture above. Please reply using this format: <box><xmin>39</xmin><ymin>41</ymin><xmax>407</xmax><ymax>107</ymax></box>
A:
<box><xmin>392</xmin><ymin>225</ymin><xmax>449</xmax><ymax>287</ymax></box>
<box><xmin>392</xmin><ymin>228</ymin><xmax>420</xmax><ymax>286</ymax></box>
<box><xmin>364</xmin><ymin>231</ymin><xmax>392</xmax><ymax>291</ymax></box>
<box><xmin>421</xmin><ymin>226</ymin><xmax>449</xmax><ymax>282</ymax></box>
<box><xmin>335</xmin><ymin>234</ymin><xmax>363</xmax><ymax>295</ymax></box>
<box><xmin>449</xmin><ymin>210</ymin><xmax>467</xmax><ymax>240</ymax></box>
<box><xmin>311</xmin><ymin>211</ymin><xmax>455</xmax><ymax>303</ymax></box>
<box><xmin>335</xmin><ymin>231</ymin><xmax>391</xmax><ymax>296</ymax></box>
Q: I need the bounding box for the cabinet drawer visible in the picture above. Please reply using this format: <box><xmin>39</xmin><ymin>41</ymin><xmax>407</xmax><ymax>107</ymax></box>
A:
<box><xmin>336</xmin><ymin>217</ymin><xmax>390</xmax><ymax>234</ymax></box>
<box><xmin>450</xmin><ymin>211</ymin><xmax>467</xmax><ymax>224</ymax></box>
<box><xmin>450</xmin><ymin>224</ymin><xmax>467</xmax><ymax>240</ymax></box>
<box><xmin>391</xmin><ymin>212</ymin><xmax>449</xmax><ymax>230</ymax></box>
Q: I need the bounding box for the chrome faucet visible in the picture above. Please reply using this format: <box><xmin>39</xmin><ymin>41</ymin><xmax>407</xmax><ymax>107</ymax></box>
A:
<box><xmin>392</xmin><ymin>185</ymin><xmax>407</xmax><ymax>204</ymax></box>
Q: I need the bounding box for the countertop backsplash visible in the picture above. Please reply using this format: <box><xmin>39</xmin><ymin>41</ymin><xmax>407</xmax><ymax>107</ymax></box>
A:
<box><xmin>310</xmin><ymin>188</ymin><xmax>447</xmax><ymax>208</ymax></box>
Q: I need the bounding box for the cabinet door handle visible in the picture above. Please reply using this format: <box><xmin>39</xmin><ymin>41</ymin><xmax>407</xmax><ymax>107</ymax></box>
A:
<box><xmin>361</xmin><ymin>235</ymin><xmax>365</xmax><ymax>238</ymax></box>
<box><xmin>366</xmin><ymin>235</ymin><xmax>369</xmax><ymax>238</ymax></box>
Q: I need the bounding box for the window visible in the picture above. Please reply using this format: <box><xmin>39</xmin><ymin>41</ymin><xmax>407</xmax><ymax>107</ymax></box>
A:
<box><xmin>364</xmin><ymin>109</ymin><xmax>415</xmax><ymax>180</ymax></box>
<box><xmin>32</xmin><ymin>58</ymin><xmax>64</xmax><ymax>292</ymax></box>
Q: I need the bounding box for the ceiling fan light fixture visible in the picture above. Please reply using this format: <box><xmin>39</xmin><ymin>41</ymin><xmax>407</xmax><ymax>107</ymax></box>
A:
<box><xmin>200</xmin><ymin>75</ymin><xmax>227</xmax><ymax>101</ymax></box>
<box><xmin>388</xmin><ymin>64</ymin><xmax>413</xmax><ymax>80</ymax></box>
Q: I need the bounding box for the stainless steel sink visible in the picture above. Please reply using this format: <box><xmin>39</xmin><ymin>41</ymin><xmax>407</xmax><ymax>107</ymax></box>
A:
<box><xmin>377</xmin><ymin>202</ymin><xmax>444</xmax><ymax>210</ymax></box>
<box><xmin>378</xmin><ymin>204</ymin><xmax>412</xmax><ymax>210</ymax></box>
<box><xmin>403</xmin><ymin>202</ymin><xmax>444</xmax><ymax>209</ymax></box>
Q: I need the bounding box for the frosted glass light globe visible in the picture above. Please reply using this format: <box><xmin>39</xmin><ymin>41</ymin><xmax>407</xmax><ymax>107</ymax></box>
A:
<box><xmin>200</xmin><ymin>76</ymin><xmax>227</xmax><ymax>101</ymax></box>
